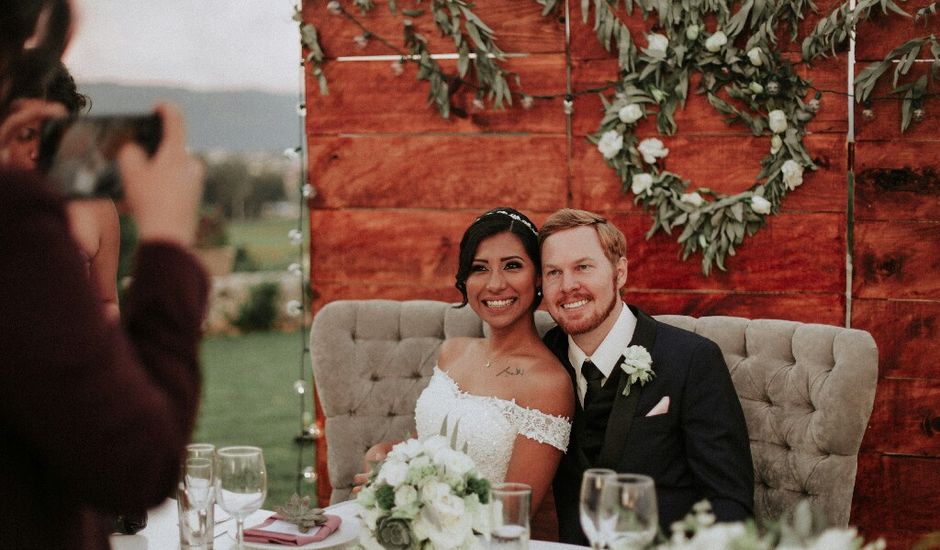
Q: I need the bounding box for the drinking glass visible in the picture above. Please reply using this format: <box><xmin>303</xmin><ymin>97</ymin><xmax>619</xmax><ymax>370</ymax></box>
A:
<box><xmin>598</xmin><ymin>474</ymin><xmax>658</xmax><ymax>550</ymax></box>
<box><xmin>579</xmin><ymin>468</ymin><xmax>616</xmax><ymax>549</ymax></box>
<box><xmin>488</xmin><ymin>482</ymin><xmax>531</xmax><ymax>550</ymax></box>
<box><xmin>216</xmin><ymin>446</ymin><xmax>267</xmax><ymax>549</ymax></box>
<box><xmin>178</xmin><ymin>457</ymin><xmax>215</xmax><ymax>549</ymax></box>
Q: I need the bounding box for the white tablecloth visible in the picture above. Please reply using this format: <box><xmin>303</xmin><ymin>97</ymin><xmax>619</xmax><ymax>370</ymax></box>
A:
<box><xmin>110</xmin><ymin>498</ymin><xmax>586</xmax><ymax>550</ymax></box>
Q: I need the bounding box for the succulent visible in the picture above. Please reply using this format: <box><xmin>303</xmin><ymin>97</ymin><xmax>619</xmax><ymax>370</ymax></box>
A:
<box><xmin>275</xmin><ymin>494</ymin><xmax>327</xmax><ymax>533</ymax></box>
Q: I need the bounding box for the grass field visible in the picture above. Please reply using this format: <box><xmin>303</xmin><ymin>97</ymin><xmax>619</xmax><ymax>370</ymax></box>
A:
<box><xmin>193</xmin><ymin>330</ymin><xmax>316</xmax><ymax>509</ymax></box>
<box><xmin>228</xmin><ymin>218</ymin><xmax>308</xmax><ymax>272</ymax></box>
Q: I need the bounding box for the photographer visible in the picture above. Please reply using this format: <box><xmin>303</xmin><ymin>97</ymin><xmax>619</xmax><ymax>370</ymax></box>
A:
<box><xmin>1</xmin><ymin>1</ymin><xmax>209</xmax><ymax>548</ymax></box>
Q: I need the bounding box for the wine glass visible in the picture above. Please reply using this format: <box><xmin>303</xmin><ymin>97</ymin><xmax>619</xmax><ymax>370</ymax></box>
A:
<box><xmin>598</xmin><ymin>474</ymin><xmax>658</xmax><ymax>550</ymax></box>
<box><xmin>579</xmin><ymin>468</ymin><xmax>616</xmax><ymax>549</ymax></box>
<box><xmin>216</xmin><ymin>446</ymin><xmax>267</xmax><ymax>549</ymax></box>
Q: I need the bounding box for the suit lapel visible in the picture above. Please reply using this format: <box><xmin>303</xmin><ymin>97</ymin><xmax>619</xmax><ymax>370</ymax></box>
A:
<box><xmin>596</xmin><ymin>306</ymin><xmax>659</xmax><ymax>469</ymax></box>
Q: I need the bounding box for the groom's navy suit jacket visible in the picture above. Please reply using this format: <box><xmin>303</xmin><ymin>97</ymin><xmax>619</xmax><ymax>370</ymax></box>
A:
<box><xmin>546</xmin><ymin>305</ymin><xmax>754</xmax><ymax>544</ymax></box>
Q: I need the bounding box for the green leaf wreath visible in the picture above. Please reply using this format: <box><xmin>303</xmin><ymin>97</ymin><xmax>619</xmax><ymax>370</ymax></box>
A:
<box><xmin>298</xmin><ymin>0</ymin><xmax>930</xmax><ymax>276</ymax></box>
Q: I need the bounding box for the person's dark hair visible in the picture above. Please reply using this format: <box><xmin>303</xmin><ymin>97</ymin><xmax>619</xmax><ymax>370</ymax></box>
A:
<box><xmin>6</xmin><ymin>50</ymin><xmax>88</xmax><ymax>114</ymax></box>
<box><xmin>455</xmin><ymin>207</ymin><xmax>542</xmax><ymax>309</ymax></box>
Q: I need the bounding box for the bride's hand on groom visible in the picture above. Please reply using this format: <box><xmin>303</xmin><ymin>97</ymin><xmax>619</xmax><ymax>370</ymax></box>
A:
<box><xmin>352</xmin><ymin>440</ymin><xmax>398</xmax><ymax>494</ymax></box>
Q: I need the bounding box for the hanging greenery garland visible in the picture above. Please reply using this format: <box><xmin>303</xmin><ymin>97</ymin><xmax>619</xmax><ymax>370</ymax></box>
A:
<box><xmin>298</xmin><ymin>0</ymin><xmax>928</xmax><ymax>276</ymax></box>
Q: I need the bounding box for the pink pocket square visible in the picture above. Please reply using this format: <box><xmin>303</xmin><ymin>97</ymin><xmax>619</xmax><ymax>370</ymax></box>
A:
<box><xmin>645</xmin><ymin>396</ymin><xmax>670</xmax><ymax>417</ymax></box>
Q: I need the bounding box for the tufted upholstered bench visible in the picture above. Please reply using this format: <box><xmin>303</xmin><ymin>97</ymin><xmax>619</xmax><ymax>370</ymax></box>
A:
<box><xmin>310</xmin><ymin>299</ymin><xmax>878</xmax><ymax>530</ymax></box>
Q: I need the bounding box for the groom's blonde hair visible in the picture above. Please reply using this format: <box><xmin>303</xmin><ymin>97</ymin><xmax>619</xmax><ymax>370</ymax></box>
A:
<box><xmin>538</xmin><ymin>208</ymin><xmax>627</xmax><ymax>268</ymax></box>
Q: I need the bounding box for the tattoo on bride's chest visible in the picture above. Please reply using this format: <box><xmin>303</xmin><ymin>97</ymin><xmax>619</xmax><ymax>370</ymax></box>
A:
<box><xmin>496</xmin><ymin>366</ymin><xmax>524</xmax><ymax>377</ymax></box>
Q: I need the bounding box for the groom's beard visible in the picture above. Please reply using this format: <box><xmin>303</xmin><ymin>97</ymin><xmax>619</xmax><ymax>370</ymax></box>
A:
<box><xmin>553</xmin><ymin>274</ymin><xmax>620</xmax><ymax>336</ymax></box>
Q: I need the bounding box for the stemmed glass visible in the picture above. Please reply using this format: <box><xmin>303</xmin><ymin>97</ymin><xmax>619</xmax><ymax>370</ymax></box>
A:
<box><xmin>598</xmin><ymin>474</ymin><xmax>658</xmax><ymax>550</ymax></box>
<box><xmin>579</xmin><ymin>468</ymin><xmax>616</xmax><ymax>549</ymax></box>
<box><xmin>216</xmin><ymin>446</ymin><xmax>267</xmax><ymax>549</ymax></box>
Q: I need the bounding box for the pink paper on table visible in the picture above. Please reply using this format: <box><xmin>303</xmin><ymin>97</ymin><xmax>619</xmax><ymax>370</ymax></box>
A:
<box><xmin>243</xmin><ymin>514</ymin><xmax>342</xmax><ymax>546</ymax></box>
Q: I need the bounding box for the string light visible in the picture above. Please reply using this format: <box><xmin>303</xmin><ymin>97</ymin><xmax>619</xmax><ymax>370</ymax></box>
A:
<box><xmin>294</xmin><ymin>380</ymin><xmax>308</xmax><ymax>394</ymax></box>
<box><xmin>288</xmin><ymin>229</ymin><xmax>303</xmax><ymax>245</ymax></box>
<box><xmin>286</xmin><ymin>300</ymin><xmax>303</xmax><ymax>317</ymax></box>
<box><xmin>301</xmin><ymin>184</ymin><xmax>315</xmax><ymax>199</ymax></box>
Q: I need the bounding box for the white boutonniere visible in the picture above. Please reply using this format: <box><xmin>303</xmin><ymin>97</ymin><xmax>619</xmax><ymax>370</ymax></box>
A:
<box><xmin>620</xmin><ymin>345</ymin><xmax>654</xmax><ymax>397</ymax></box>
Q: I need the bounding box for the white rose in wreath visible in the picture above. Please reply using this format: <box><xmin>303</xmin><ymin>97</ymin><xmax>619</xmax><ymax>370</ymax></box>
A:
<box><xmin>631</xmin><ymin>173</ymin><xmax>654</xmax><ymax>195</ymax></box>
<box><xmin>646</xmin><ymin>33</ymin><xmax>669</xmax><ymax>58</ymax></box>
<box><xmin>768</xmin><ymin>109</ymin><xmax>788</xmax><ymax>134</ymax></box>
<box><xmin>618</xmin><ymin>103</ymin><xmax>644</xmax><ymax>124</ymax></box>
<box><xmin>705</xmin><ymin>31</ymin><xmax>727</xmax><ymax>52</ymax></box>
<box><xmin>620</xmin><ymin>345</ymin><xmax>654</xmax><ymax>397</ymax></box>
<box><xmin>637</xmin><ymin>137</ymin><xmax>669</xmax><ymax>164</ymax></box>
<box><xmin>598</xmin><ymin>130</ymin><xmax>624</xmax><ymax>159</ymax></box>
<box><xmin>781</xmin><ymin>159</ymin><xmax>804</xmax><ymax>190</ymax></box>
<box><xmin>681</xmin><ymin>192</ymin><xmax>705</xmax><ymax>207</ymax></box>
<box><xmin>750</xmin><ymin>195</ymin><xmax>772</xmax><ymax>214</ymax></box>
<box><xmin>770</xmin><ymin>134</ymin><xmax>783</xmax><ymax>155</ymax></box>
<box><xmin>747</xmin><ymin>47</ymin><xmax>764</xmax><ymax>66</ymax></box>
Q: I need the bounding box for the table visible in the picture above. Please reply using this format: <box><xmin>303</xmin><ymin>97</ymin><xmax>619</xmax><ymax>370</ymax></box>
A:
<box><xmin>110</xmin><ymin>499</ymin><xmax>586</xmax><ymax>549</ymax></box>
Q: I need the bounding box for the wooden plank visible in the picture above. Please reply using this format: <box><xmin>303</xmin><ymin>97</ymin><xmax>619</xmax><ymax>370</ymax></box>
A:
<box><xmin>570</xmin><ymin>134</ymin><xmax>848</xmax><ymax>212</ymax></box>
<box><xmin>853</xmin><ymin>64</ymin><xmax>940</xmax><ymax>142</ymax></box>
<box><xmin>853</xmin><ymin>222</ymin><xmax>940</xmax><ymax>300</ymax></box>
<box><xmin>861</xmin><ymin>377</ymin><xmax>940</xmax><ymax>456</ymax></box>
<box><xmin>300</xmin><ymin>0</ymin><xmax>564</xmax><ymax>57</ymax></box>
<box><xmin>851</xmin><ymin>299</ymin><xmax>940</xmax><ymax>379</ymax></box>
<box><xmin>854</xmin><ymin>0</ymin><xmax>940</xmax><ymax>60</ymax></box>
<box><xmin>306</xmin><ymin>56</ymin><xmax>567</xmax><ymax>135</ymax></box>
<box><xmin>629</xmin><ymin>291</ymin><xmax>844</xmax><ymax>325</ymax></box>
<box><xmin>855</xmin><ymin>139</ymin><xmax>940</xmax><ymax>179</ymax></box>
<box><xmin>308</xmin><ymin>135</ymin><xmax>568</xmax><ymax>210</ymax></box>
<box><xmin>882</xmin><ymin>455</ymin><xmax>940</xmax><ymax>531</ymax></box>
<box><xmin>855</xmin><ymin>162</ymin><xmax>940</xmax><ymax>222</ymax></box>
<box><xmin>606</xmin><ymin>212</ymin><xmax>845</xmax><ymax>293</ymax></box>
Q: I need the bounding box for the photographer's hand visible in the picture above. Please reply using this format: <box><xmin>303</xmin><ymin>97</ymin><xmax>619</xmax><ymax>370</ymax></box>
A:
<box><xmin>117</xmin><ymin>103</ymin><xmax>204</xmax><ymax>247</ymax></box>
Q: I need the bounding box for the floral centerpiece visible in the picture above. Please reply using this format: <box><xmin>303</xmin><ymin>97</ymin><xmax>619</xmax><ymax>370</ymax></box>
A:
<box><xmin>654</xmin><ymin>501</ymin><xmax>885</xmax><ymax>550</ymax></box>
<box><xmin>356</xmin><ymin>434</ymin><xmax>491</xmax><ymax>550</ymax></box>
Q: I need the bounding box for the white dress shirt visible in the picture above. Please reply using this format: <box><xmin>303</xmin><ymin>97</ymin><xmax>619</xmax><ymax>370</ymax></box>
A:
<box><xmin>567</xmin><ymin>303</ymin><xmax>637</xmax><ymax>407</ymax></box>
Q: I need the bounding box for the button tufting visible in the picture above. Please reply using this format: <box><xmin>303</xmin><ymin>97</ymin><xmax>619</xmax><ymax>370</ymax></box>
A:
<box><xmin>412</xmin><ymin>372</ymin><xmax>422</xmax><ymax>379</ymax></box>
<box><xmin>369</xmin><ymin>374</ymin><xmax>380</xmax><ymax>382</ymax></box>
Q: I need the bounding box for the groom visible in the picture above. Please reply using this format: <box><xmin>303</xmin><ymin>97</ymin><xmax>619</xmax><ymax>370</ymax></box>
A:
<box><xmin>538</xmin><ymin>208</ymin><xmax>753</xmax><ymax>544</ymax></box>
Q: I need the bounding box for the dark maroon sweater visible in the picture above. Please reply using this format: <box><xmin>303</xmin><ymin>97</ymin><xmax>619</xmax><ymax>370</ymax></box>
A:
<box><xmin>0</xmin><ymin>169</ymin><xmax>209</xmax><ymax>549</ymax></box>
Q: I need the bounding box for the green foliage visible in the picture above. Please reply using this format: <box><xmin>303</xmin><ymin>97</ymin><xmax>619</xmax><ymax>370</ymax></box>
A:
<box><xmin>233</xmin><ymin>245</ymin><xmax>262</xmax><ymax>272</ymax></box>
<box><xmin>232</xmin><ymin>282</ymin><xmax>280</xmax><ymax>332</ymax></box>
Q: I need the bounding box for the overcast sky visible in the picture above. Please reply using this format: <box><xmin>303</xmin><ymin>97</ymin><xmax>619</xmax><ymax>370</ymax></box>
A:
<box><xmin>64</xmin><ymin>0</ymin><xmax>301</xmax><ymax>94</ymax></box>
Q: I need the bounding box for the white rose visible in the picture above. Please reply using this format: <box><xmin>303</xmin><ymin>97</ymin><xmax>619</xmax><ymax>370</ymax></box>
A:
<box><xmin>781</xmin><ymin>159</ymin><xmax>804</xmax><ymax>190</ymax></box>
<box><xmin>705</xmin><ymin>31</ymin><xmax>727</xmax><ymax>52</ymax></box>
<box><xmin>770</xmin><ymin>134</ymin><xmax>783</xmax><ymax>154</ymax></box>
<box><xmin>377</xmin><ymin>459</ymin><xmax>409</xmax><ymax>488</ymax></box>
<box><xmin>421</xmin><ymin>435</ymin><xmax>449</xmax><ymax>455</ymax></box>
<box><xmin>749</xmin><ymin>81</ymin><xmax>764</xmax><ymax>94</ymax></box>
<box><xmin>768</xmin><ymin>109</ymin><xmax>788</xmax><ymax>133</ymax></box>
<box><xmin>646</xmin><ymin>33</ymin><xmax>669</xmax><ymax>58</ymax></box>
<box><xmin>750</xmin><ymin>195</ymin><xmax>772</xmax><ymax>214</ymax></box>
<box><xmin>637</xmin><ymin>137</ymin><xmax>669</xmax><ymax>164</ymax></box>
<box><xmin>631</xmin><ymin>173</ymin><xmax>654</xmax><ymax>195</ymax></box>
<box><xmin>432</xmin><ymin>448</ymin><xmax>475</xmax><ymax>478</ymax></box>
<box><xmin>356</xmin><ymin>485</ymin><xmax>377</xmax><ymax>508</ymax></box>
<box><xmin>747</xmin><ymin>47</ymin><xmax>763</xmax><ymax>66</ymax></box>
<box><xmin>389</xmin><ymin>438</ymin><xmax>423</xmax><ymax>461</ymax></box>
<box><xmin>618</xmin><ymin>103</ymin><xmax>644</xmax><ymax>124</ymax></box>
<box><xmin>685</xmin><ymin>24</ymin><xmax>700</xmax><ymax>40</ymax></box>
<box><xmin>358</xmin><ymin>504</ymin><xmax>382</xmax><ymax>531</ymax></box>
<box><xmin>680</xmin><ymin>192</ymin><xmax>705</xmax><ymax>207</ymax></box>
<box><xmin>394</xmin><ymin>484</ymin><xmax>419</xmax><ymax>507</ymax></box>
<box><xmin>421</xmin><ymin>483</ymin><xmax>471</xmax><ymax>549</ymax></box>
<box><xmin>597</xmin><ymin>130</ymin><xmax>624</xmax><ymax>160</ymax></box>
<box><xmin>807</xmin><ymin>528</ymin><xmax>861</xmax><ymax>550</ymax></box>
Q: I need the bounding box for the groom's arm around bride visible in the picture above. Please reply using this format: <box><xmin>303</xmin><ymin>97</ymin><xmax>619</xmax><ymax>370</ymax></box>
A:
<box><xmin>537</xmin><ymin>209</ymin><xmax>754</xmax><ymax>544</ymax></box>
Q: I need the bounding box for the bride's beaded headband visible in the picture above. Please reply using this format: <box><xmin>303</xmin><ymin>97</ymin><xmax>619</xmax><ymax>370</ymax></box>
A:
<box><xmin>476</xmin><ymin>209</ymin><xmax>538</xmax><ymax>236</ymax></box>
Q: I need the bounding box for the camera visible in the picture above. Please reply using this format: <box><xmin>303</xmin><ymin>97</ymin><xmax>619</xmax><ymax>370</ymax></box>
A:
<box><xmin>37</xmin><ymin>114</ymin><xmax>162</xmax><ymax>199</ymax></box>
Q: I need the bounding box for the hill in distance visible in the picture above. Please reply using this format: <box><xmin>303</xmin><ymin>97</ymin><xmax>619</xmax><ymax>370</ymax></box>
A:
<box><xmin>78</xmin><ymin>82</ymin><xmax>300</xmax><ymax>153</ymax></box>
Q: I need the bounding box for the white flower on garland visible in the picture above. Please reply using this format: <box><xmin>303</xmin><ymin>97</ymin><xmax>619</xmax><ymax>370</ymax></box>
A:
<box><xmin>357</xmin><ymin>435</ymin><xmax>490</xmax><ymax>550</ymax></box>
<box><xmin>769</xmin><ymin>110</ymin><xmax>788</xmax><ymax>133</ymax></box>
<box><xmin>637</xmin><ymin>137</ymin><xmax>669</xmax><ymax>164</ymax></box>
<box><xmin>705</xmin><ymin>31</ymin><xmax>727</xmax><ymax>52</ymax></box>
<box><xmin>620</xmin><ymin>345</ymin><xmax>654</xmax><ymax>397</ymax></box>
<box><xmin>747</xmin><ymin>47</ymin><xmax>764</xmax><ymax>66</ymax></box>
<box><xmin>646</xmin><ymin>33</ymin><xmax>669</xmax><ymax>58</ymax></box>
<box><xmin>749</xmin><ymin>81</ymin><xmax>764</xmax><ymax>94</ymax></box>
<box><xmin>681</xmin><ymin>192</ymin><xmax>705</xmax><ymax>207</ymax></box>
<box><xmin>771</xmin><ymin>134</ymin><xmax>783</xmax><ymax>155</ymax></box>
<box><xmin>631</xmin><ymin>173</ymin><xmax>654</xmax><ymax>195</ymax></box>
<box><xmin>618</xmin><ymin>103</ymin><xmax>644</xmax><ymax>124</ymax></box>
<box><xmin>781</xmin><ymin>159</ymin><xmax>804</xmax><ymax>190</ymax></box>
<box><xmin>597</xmin><ymin>130</ymin><xmax>624</xmax><ymax>159</ymax></box>
<box><xmin>685</xmin><ymin>24</ymin><xmax>700</xmax><ymax>40</ymax></box>
<box><xmin>751</xmin><ymin>195</ymin><xmax>772</xmax><ymax>215</ymax></box>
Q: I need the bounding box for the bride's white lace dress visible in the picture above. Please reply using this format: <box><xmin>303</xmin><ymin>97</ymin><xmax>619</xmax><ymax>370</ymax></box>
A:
<box><xmin>415</xmin><ymin>366</ymin><xmax>572</xmax><ymax>483</ymax></box>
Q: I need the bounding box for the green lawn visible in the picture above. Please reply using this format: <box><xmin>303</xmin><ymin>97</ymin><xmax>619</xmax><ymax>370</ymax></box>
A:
<box><xmin>193</xmin><ymin>331</ymin><xmax>316</xmax><ymax>509</ymax></box>
<box><xmin>228</xmin><ymin>218</ymin><xmax>308</xmax><ymax>272</ymax></box>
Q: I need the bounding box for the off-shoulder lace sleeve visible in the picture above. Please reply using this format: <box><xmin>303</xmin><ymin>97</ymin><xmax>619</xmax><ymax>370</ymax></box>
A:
<box><xmin>509</xmin><ymin>406</ymin><xmax>571</xmax><ymax>451</ymax></box>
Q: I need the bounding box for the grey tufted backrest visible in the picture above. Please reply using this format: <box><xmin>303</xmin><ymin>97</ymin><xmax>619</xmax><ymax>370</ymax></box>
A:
<box><xmin>311</xmin><ymin>300</ymin><xmax>878</xmax><ymax>527</ymax></box>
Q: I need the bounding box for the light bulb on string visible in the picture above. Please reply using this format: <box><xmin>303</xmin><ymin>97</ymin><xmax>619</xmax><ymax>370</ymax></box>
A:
<box><xmin>306</xmin><ymin>424</ymin><xmax>322</xmax><ymax>439</ymax></box>
<box><xmin>327</xmin><ymin>1</ymin><xmax>342</xmax><ymax>14</ymax></box>
<box><xmin>287</xmin><ymin>300</ymin><xmax>303</xmax><ymax>317</ymax></box>
<box><xmin>302</xmin><ymin>467</ymin><xmax>317</xmax><ymax>483</ymax></box>
<box><xmin>302</xmin><ymin>184</ymin><xmax>315</xmax><ymax>198</ymax></box>
<box><xmin>390</xmin><ymin>60</ymin><xmax>405</xmax><ymax>76</ymax></box>
<box><xmin>296</xmin><ymin>103</ymin><xmax>307</xmax><ymax>117</ymax></box>
<box><xmin>289</xmin><ymin>262</ymin><xmax>303</xmax><ymax>276</ymax></box>
<box><xmin>288</xmin><ymin>229</ymin><xmax>303</xmax><ymax>245</ymax></box>
<box><xmin>293</xmin><ymin>379</ymin><xmax>308</xmax><ymax>395</ymax></box>
<box><xmin>283</xmin><ymin>147</ymin><xmax>300</xmax><ymax>160</ymax></box>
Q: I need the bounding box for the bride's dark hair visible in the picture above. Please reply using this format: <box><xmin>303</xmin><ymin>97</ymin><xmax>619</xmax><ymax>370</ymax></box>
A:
<box><xmin>454</xmin><ymin>207</ymin><xmax>541</xmax><ymax>309</ymax></box>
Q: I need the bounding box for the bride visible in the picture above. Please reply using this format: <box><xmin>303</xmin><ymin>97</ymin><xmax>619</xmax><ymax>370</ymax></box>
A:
<box><xmin>359</xmin><ymin>207</ymin><xmax>574</xmax><ymax>512</ymax></box>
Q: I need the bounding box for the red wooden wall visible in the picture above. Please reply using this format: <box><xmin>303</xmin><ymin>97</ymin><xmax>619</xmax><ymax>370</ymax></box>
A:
<box><xmin>300</xmin><ymin>1</ymin><xmax>939</xmax><ymax>546</ymax></box>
